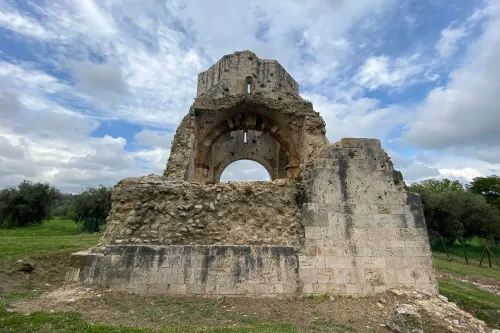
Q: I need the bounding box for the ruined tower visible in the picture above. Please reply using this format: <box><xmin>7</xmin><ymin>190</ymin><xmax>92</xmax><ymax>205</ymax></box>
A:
<box><xmin>67</xmin><ymin>51</ymin><xmax>437</xmax><ymax>296</ymax></box>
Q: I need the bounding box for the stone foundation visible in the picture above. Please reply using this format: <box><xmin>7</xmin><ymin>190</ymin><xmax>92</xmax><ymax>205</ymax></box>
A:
<box><xmin>67</xmin><ymin>245</ymin><xmax>299</xmax><ymax>297</ymax></box>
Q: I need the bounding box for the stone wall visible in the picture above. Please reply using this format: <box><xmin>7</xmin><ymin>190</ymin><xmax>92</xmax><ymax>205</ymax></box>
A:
<box><xmin>297</xmin><ymin>138</ymin><xmax>437</xmax><ymax>295</ymax></box>
<box><xmin>67</xmin><ymin>50</ymin><xmax>438</xmax><ymax>297</ymax></box>
<box><xmin>196</xmin><ymin>50</ymin><xmax>299</xmax><ymax>99</ymax></box>
<box><xmin>102</xmin><ymin>176</ymin><xmax>302</xmax><ymax>247</ymax></box>
<box><xmin>67</xmin><ymin>245</ymin><xmax>299</xmax><ymax>297</ymax></box>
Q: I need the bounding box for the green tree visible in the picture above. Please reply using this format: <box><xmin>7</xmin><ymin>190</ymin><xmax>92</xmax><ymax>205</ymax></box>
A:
<box><xmin>468</xmin><ymin>175</ymin><xmax>500</xmax><ymax>211</ymax></box>
<box><xmin>72</xmin><ymin>185</ymin><xmax>112</xmax><ymax>232</ymax></box>
<box><xmin>409</xmin><ymin>178</ymin><xmax>465</xmax><ymax>194</ymax></box>
<box><xmin>0</xmin><ymin>181</ymin><xmax>61</xmax><ymax>228</ymax></box>
<box><xmin>411</xmin><ymin>178</ymin><xmax>500</xmax><ymax>243</ymax></box>
<box><xmin>52</xmin><ymin>193</ymin><xmax>76</xmax><ymax>219</ymax></box>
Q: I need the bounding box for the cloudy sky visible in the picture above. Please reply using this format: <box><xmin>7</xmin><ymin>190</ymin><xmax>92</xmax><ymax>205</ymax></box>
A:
<box><xmin>0</xmin><ymin>0</ymin><xmax>499</xmax><ymax>192</ymax></box>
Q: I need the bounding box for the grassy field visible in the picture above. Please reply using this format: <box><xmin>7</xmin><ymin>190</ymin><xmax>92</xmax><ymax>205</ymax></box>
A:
<box><xmin>433</xmin><ymin>240</ymin><xmax>500</xmax><ymax>328</ymax></box>
<box><xmin>438</xmin><ymin>277</ymin><xmax>500</xmax><ymax>328</ymax></box>
<box><xmin>0</xmin><ymin>219</ymin><xmax>99</xmax><ymax>268</ymax></box>
<box><xmin>431</xmin><ymin>237</ymin><xmax>500</xmax><ymax>264</ymax></box>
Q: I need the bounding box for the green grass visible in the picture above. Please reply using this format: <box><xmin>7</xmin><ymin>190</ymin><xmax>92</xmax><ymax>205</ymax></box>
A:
<box><xmin>0</xmin><ymin>219</ymin><xmax>100</xmax><ymax>268</ymax></box>
<box><xmin>433</xmin><ymin>252</ymin><xmax>500</xmax><ymax>281</ymax></box>
<box><xmin>438</xmin><ymin>277</ymin><xmax>500</xmax><ymax>328</ymax></box>
<box><xmin>0</xmin><ymin>305</ymin><xmax>298</xmax><ymax>333</ymax></box>
<box><xmin>0</xmin><ymin>218</ymin><xmax>79</xmax><ymax>237</ymax></box>
<box><xmin>432</xmin><ymin>237</ymin><xmax>500</xmax><ymax>263</ymax></box>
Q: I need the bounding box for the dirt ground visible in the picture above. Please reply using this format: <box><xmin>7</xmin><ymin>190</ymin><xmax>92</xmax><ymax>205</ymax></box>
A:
<box><xmin>0</xmin><ymin>255</ymin><xmax>489</xmax><ymax>333</ymax></box>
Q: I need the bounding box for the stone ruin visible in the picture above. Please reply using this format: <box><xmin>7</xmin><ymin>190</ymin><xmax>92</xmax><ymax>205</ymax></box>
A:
<box><xmin>67</xmin><ymin>50</ymin><xmax>437</xmax><ymax>297</ymax></box>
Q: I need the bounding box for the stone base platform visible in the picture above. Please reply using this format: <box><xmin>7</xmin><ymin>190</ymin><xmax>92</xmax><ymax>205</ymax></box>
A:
<box><xmin>66</xmin><ymin>245</ymin><xmax>300</xmax><ymax>297</ymax></box>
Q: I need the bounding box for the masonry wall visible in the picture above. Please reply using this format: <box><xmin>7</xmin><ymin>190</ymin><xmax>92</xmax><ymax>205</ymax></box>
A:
<box><xmin>102</xmin><ymin>176</ymin><xmax>302</xmax><ymax>247</ymax></box>
<box><xmin>297</xmin><ymin>138</ymin><xmax>437</xmax><ymax>295</ymax></box>
<box><xmin>196</xmin><ymin>50</ymin><xmax>299</xmax><ymax>99</ymax></box>
<box><xmin>67</xmin><ymin>245</ymin><xmax>300</xmax><ymax>297</ymax></box>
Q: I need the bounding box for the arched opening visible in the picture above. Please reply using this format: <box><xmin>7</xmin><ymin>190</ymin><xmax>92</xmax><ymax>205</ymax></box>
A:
<box><xmin>190</xmin><ymin>108</ymin><xmax>301</xmax><ymax>184</ymax></box>
<box><xmin>245</xmin><ymin>76</ymin><xmax>253</xmax><ymax>94</ymax></box>
<box><xmin>220</xmin><ymin>160</ymin><xmax>271</xmax><ymax>182</ymax></box>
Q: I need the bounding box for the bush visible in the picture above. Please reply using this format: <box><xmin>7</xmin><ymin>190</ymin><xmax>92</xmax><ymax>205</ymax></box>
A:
<box><xmin>72</xmin><ymin>185</ymin><xmax>112</xmax><ymax>232</ymax></box>
<box><xmin>0</xmin><ymin>181</ymin><xmax>60</xmax><ymax>228</ymax></box>
<box><xmin>410</xmin><ymin>179</ymin><xmax>500</xmax><ymax>243</ymax></box>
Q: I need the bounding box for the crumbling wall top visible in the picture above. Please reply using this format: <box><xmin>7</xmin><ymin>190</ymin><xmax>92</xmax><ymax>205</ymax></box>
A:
<box><xmin>197</xmin><ymin>50</ymin><xmax>299</xmax><ymax>99</ymax></box>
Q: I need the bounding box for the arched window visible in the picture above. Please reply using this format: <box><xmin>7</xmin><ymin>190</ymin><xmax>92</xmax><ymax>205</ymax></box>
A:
<box><xmin>220</xmin><ymin>160</ymin><xmax>271</xmax><ymax>182</ymax></box>
<box><xmin>245</xmin><ymin>76</ymin><xmax>253</xmax><ymax>94</ymax></box>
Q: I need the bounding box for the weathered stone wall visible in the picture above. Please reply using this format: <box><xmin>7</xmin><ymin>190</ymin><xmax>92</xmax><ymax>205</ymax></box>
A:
<box><xmin>164</xmin><ymin>51</ymin><xmax>327</xmax><ymax>183</ymax></box>
<box><xmin>67</xmin><ymin>245</ymin><xmax>299</xmax><ymax>297</ymax></box>
<box><xmin>297</xmin><ymin>138</ymin><xmax>437</xmax><ymax>295</ymax></box>
<box><xmin>163</xmin><ymin>114</ymin><xmax>197</xmax><ymax>180</ymax></box>
<box><xmin>102</xmin><ymin>176</ymin><xmax>302</xmax><ymax>247</ymax></box>
<box><xmin>197</xmin><ymin>50</ymin><xmax>299</xmax><ymax>99</ymax></box>
<box><xmin>68</xmin><ymin>50</ymin><xmax>438</xmax><ymax>298</ymax></box>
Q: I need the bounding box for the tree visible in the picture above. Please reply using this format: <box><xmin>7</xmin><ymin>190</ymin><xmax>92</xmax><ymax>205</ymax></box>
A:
<box><xmin>409</xmin><ymin>178</ymin><xmax>465</xmax><ymax>194</ymax></box>
<box><xmin>52</xmin><ymin>193</ymin><xmax>76</xmax><ymax>219</ymax></box>
<box><xmin>468</xmin><ymin>175</ymin><xmax>500</xmax><ymax>211</ymax></box>
<box><xmin>419</xmin><ymin>191</ymin><xmax>465</xmax><ymax>242</ymax></box>
<box><xmin>0</xmin><ymin>181</ymin><xmax>60</xmax><ymax>228</ymax></box>
<box><xmin>415</xmin><ymin>187</ymin><xmax>500</xmax><ymax>243</ymax></box>
<box><xmin>72</xmin><ymin>185</ymin><xmax>112</xmax><ymax>232</ymax></box>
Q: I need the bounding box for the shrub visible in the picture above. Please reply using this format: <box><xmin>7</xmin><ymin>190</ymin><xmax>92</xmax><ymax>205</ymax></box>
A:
<box><xmin>0</xmin><ymin>181</ymin><xmax>60</xmax><ymax>228</ymax></box>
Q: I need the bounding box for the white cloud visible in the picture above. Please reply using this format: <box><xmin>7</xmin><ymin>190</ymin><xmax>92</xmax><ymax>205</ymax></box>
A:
<box><xmin>356</xmin><ymin>54</ymin><xmax>432</xmax><ymax>90</ymax></box>
<box><xmin>439</xmin><ymin>167</ymin><xmax>482</xmax><ymax>181</ymax></box>
<box><xmin>0</xmin><ymin>0</ymin><xmax>498</xmax><ymax>192</ymax></box>
<box><xmin>0</xmin><ymin>90</ymin><xmax>21</xmax><ymax>118</ymax></box>
<box><xmin>134</xmin><ymin>129</ymin><xmax>175</xmax><ymax>149</ymax></box>
<box><xmin>70</xmin><ymin>60</ymin><xmax>127</xmax><ymax>99</ymax></box>
<box><xmin>0</xmin><ymin>10</ymin><xmax>48</xmax><ymax>39</ymax></box>
<box><xmin>304</xmin><ymin>92</ymin><xmax>408</xmax><ymax>142</ymax></box>
<box><xmin>403</xmin><ymin>3</ymin><xmax>500</xmax><ymax>163</ymax></box>
<box><xmin>436</xmin><ymin>27</ymin><xmax>467</xmax><ymax>58</ymax></box>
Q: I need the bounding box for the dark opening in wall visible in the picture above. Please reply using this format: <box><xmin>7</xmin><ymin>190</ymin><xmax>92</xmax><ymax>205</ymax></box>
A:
<box><xmin>245</xmin><ymin>76</ymin><xmax>253</xmax><ymax>94</ymax></box>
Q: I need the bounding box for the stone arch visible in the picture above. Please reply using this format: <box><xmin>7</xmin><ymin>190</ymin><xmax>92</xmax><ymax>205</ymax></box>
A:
<box><xmin>194</xmin><ymin>111</ymin><xmax>299</xmax><ymax>183</ymax></box>
<box><xmin>217</xmin><ymin>158</ymin><xmax>273</xmax><ymax>182</ymax></box>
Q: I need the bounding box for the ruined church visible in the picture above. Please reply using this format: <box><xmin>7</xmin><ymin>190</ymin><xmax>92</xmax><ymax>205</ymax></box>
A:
<box><xmin>67</xmin><ymin>51</ymin><xmax>437</xmax><ymax>296</ymax></box>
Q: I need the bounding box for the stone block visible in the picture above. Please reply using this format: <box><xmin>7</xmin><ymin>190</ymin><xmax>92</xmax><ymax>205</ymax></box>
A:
<box><xmin>339</xmin><ymin>138</ymin><xmax>381</xmax><ymax>149</ymax></box>
<box><xmin>186</xmin><ymin>284</ymin><xmax>205</xmax><ymax>295</ymax></box>
<box><xmin>300</xmin><ymin>268</ymin><xmax>318</xmax><ymax>283</ymax></box>
<box><xmin>298</xmin><ymin>256</ymin><xmax>315</xmax><ymax>268</ymax></box>
<box><xmin>265</xmin><ymin>283</ymin><xmax>284</xmax><ymax>294</ymax></box>
<box><xmin>302</xmin><ymin>283</ymin><xmax>314</xmax><ymax>294</ymax></box>
<box><xmin>325</xmin><ymin>256</ymin><xmax>349</xmax><ymax>268</ymax></box>
<box><xmin>334</xmin><ymin>268</ymin><xmax>356</xmax><ymax>284</ymax></box>
<box><xmin>219</xmin><ymin>284</ymin><xmax>237</xmax><ymax>295</ymax></box>
<box><xmin>236</xmin><ymin>284</ymin><xmax>257</xmax><ymax>294</ymax></box>
<box><xmin>358</xmin><ymin>257</ymin><xmax>386</xmax><ymax>268</ymax></box>
<box><xmin>316</xmin><ymin>268</ymin><xmax>335</xmax><ymax>283</ymax></box>
<box><xmin>345</xmin><ymin>284</ymin><xmax>362</xmax><ymax>294</ymax></box>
